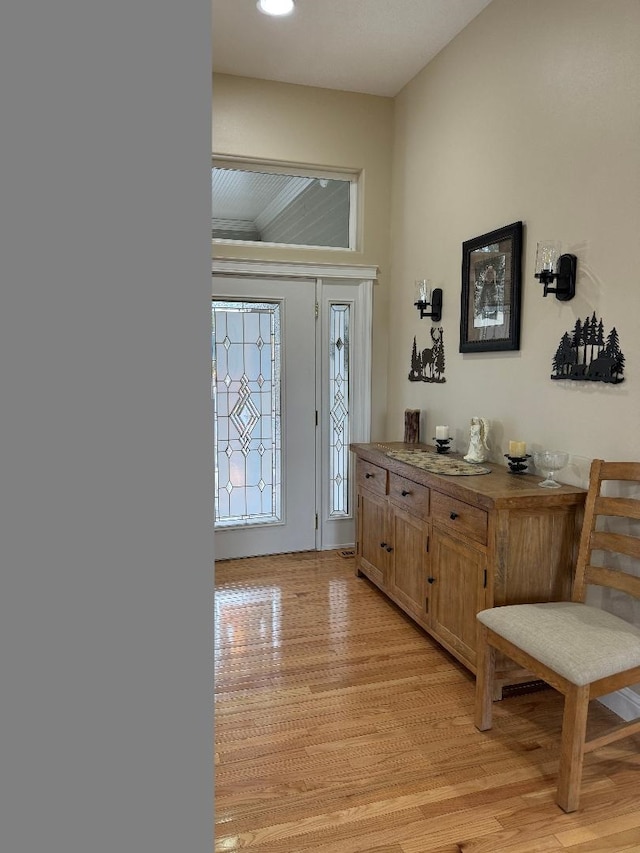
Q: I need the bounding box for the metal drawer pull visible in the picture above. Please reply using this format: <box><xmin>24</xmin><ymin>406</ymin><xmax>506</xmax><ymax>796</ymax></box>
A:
<box><xmin>401</xmin><ymin>489</ymin><xmax>411</xmax><ymax>496</ymax></box>
<box><xmin>380</xmin><ymin>541</ymin><xmax>387</xmax><ymax>548</ymax></box>
<box><xmin>427</xmin><ymin>576</ymin><xmax>436</xmax><ymax>584</ymax></box>
<box><xmin>365</xmin><ymin>472</ymin><xmax>374</xmax><ymax>478</ymax></box>
<box><xmin>385</xmin><ymin>546</ymin><xmax>393</xmax><ymax>553</ymax></box>
<box><xmin>450</xmin><ymin>511</ymin><xmax>459</xmax><ymax>520</ymax></box>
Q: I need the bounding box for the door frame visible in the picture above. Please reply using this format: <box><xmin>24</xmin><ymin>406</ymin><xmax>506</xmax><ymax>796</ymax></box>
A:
<box><xmin>212</xmin><ymin>258</ymin><xmax>377</xmax><ymax>551</ymax></box>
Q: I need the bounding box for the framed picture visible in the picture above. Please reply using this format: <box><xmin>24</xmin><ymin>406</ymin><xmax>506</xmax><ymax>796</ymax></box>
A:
<box><xmin>459</xmin><ymin>221</ymin><xmax>523</xmax><ymax>353</ymax></box>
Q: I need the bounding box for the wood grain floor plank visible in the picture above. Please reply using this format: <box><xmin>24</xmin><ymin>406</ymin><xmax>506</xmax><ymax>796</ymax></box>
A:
<box><xmin>458</xmin><ymin>785</ymin><xmax>640</xmax><ymax>852</ymax></box>
<box><xmin>214</xmin><ymin>550</ymin><xmax>640</xmax><ymax>852</ymax></box>
<box><xmin>457</xmin><ymin>831</ymin><xmax>564</xmax><ymax>852</ymax></box>
<box><xmin>559</xmin><ymin>833</ymin><xmax>640</xmax><ymax>852</ymax></box>
<box><xmin>555</xmin><ymin>808</ymin><xmax>640</xmax><ymax>847</ymax></box>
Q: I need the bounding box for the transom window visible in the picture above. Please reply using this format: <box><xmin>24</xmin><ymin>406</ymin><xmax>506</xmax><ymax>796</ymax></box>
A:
<box><xmin>212</xmin><ymin>160</ymin><xmax>358</xmax><ymax>250</ymax></box>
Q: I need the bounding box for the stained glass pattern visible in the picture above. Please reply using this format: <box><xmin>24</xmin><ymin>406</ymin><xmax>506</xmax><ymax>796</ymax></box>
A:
<box><xmin>329</xmin><ymin>304</ymin><xmax>350</xmax><ymax>516</ymax></box>
<box><xmin>212</xmin><ymin>301</ymin><xmax>281</xmax><ymax>527</ymax></box>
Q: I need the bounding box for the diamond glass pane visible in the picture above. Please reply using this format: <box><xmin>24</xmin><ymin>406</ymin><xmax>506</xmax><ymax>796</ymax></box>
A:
<box><xmin>212</xmin><ymin>300</ymin><xmax>281</xmax><ymax>528</ymax></box>
<box><xmin>329</xmin><ymin>304</ymin><xmax>350</xmax><ymax>516</ymax></box>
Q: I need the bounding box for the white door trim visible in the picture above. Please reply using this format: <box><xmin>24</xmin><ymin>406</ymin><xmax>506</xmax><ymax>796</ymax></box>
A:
<box><xmin>213</xmin><ymin>257</ymin><xmax>377</xmax><ymax>282</ymax></box>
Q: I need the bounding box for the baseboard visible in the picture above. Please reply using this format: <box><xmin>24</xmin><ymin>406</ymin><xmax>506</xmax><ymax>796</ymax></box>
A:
<box><xmin>598</xmin><ymin>687</ymin><xmax>640</xmax><ymax>722</ymax></box>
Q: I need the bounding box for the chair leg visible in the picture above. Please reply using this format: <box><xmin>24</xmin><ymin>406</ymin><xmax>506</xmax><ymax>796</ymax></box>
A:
<box><xmin>556</xmin><ymin>684</ymin><xmax>590</xmax><ymax>813</ymax></box>
<box><xmin>475</xmin><ymin>623</ymin><xmax>495</xmax><ymax>732</ymax></box>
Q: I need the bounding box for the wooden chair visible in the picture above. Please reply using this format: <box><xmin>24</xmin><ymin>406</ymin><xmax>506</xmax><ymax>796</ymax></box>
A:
<box><xmin>475</xmin><ymin>459</ymin><xmax>640</xmax><ymax>812</ymax></box>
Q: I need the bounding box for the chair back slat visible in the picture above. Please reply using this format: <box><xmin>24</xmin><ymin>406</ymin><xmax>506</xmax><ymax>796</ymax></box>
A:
<box><xmin>584</xmin><ymin>565</ymin><xmax>640</xmax><ymax>599</ymax></box>
<box><xmin>595</xmin><ymin>495</ymin><xmax>640</xmax><ymax>520</ymax></box>
<box><xmin>572</xmin><ymin>459</ymin><xmax>640</xmax><ymax>603</ymax></box>
<box><xmin>590</xmin><ymin>530</ymin><xmax>640</xmax><ymax>561</ymax></box>
<box><xmin>598</xmin><ymin>461</ymin><xmax>640</xmax><ymax>481</ymax></box>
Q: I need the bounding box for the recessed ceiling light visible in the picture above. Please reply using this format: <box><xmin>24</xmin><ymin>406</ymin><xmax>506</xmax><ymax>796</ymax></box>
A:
<box><xmin>257</xmin><ymin>0</ymin><xmax>295</xmax><ymax>17</ymax></box>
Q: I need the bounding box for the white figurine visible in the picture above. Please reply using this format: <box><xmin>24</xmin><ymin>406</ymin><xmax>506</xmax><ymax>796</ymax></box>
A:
<box><xmin>464</xmin><ymin>417</ymin><xmax>490</xmax><ymax>463</ymax></box>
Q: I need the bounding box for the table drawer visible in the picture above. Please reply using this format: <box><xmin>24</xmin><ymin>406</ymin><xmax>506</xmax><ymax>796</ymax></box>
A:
<box><xmin>431</xmin><ymin>490</ymin><xmax>488</xmax><ymax>545</ymax></box>
<box><xmin>356</xmin><ymin>460</ymin><xmax>388</xmax><ymax>496</ymax></box>
<box><xmin>389</xmin><ymin>472</ymin><xmax>429</xmax><ymax>517</ymax></box>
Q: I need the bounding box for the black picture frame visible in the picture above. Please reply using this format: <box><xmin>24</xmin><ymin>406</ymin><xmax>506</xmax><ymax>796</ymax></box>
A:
<box><xmin>459</xmin><ymin>221</ymin><xmax>523</xmax><ymax>353</ymax></box>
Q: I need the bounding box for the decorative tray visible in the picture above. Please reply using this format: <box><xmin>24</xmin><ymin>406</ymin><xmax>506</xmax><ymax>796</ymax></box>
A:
<box><xmin>385</xmin><ymin>449</ymin><xmax>491</xmax><ymax>476</ymax></box>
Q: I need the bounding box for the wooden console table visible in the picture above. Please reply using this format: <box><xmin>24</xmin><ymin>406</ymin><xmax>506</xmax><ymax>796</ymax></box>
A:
<box><xmin>350</xmin><ymin>442</ymin><xmax>586</xmax><ymax>693</ymax></box>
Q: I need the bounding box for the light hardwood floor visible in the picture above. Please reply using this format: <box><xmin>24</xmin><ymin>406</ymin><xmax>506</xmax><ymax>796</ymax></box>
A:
<box><xmin>214</xmin><ymin>550</ymin><xmax>640</xmax><ymax>852</ymax></box>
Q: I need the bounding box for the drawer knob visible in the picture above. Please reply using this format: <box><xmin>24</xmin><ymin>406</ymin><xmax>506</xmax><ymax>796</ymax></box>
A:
<box><xmin>386</xmin><ymin>546</ymin><xmax>393</xmax><ymax>553</ymax></box>
<box><xmin>450</xmin><ymin>511</ymin><xmax>459</xmax><ymax>520</ymax></box>
<box><xmin>401</xmin><ymin>489</ymin><xmax>411</xmax><ymax>497</ymax></box>
<box><xmin>365</xmin><ymin>472</ymin><xmax>374</xmax><ymax>479</ymax></box>
<box><xmin>380</xmin><ymin>541</ymin><xmax>387</xmax><ymax>548</ymax></box>
<box><xmin>427</xmin><ymin>576</ymin><xmax>436</xmax><ymax>584</ymax></box>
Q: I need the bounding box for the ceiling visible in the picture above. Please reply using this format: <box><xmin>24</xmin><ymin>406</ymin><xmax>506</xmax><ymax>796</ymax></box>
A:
<box><xmin>212</xmin><ymin>0</ymin><xmax>493</xmax><ymax>98</ymax></box>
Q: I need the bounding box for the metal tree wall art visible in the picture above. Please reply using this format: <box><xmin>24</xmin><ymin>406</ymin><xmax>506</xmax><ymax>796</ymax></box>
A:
<box><xmin>551</xmin><ymin>312</ymin><xmax>625</xmax><ymax>383</ymax></box>
<box><xmin>409</xmin><ymin>327</ymin><xmax>446</xmax><ymax>383</ymax></box>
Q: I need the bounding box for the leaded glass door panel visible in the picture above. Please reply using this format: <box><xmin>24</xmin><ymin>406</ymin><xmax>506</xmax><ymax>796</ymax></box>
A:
<box><xmin>319</xmin><ymin>282</ymin><xmax>363</xmax><ymax>551</ymax></box>
<box><xmin>212</xmin><ymin>277</ymin><xmax>316</xmax><ymax>559</ymax></box>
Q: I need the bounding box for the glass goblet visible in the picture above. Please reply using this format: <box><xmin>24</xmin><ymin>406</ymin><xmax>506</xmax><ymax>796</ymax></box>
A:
<box><xmin>533</xmin><ymin>450</ymin><xmax>569</xmax><ymax>488</ymax></box>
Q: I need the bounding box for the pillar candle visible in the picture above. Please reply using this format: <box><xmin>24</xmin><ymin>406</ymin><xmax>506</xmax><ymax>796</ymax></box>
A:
<box><xmin>435</xmin><ymin>425</ymin><xmax>449</xmax><ymax>440</ymax></box>
<box><xmin>509</xmin><ymin>440</ymin><xmax>526</xmax><ymax>457</ymax></box>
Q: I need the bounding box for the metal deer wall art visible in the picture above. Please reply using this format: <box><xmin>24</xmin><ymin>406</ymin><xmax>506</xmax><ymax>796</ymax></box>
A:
<box><xmin>409</xmin><ymin>327</ymin><xmax>446</xmax><ymax>383</ymax></box>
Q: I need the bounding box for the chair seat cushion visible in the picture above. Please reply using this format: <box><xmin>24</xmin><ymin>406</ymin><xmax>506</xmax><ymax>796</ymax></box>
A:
<box><xmin>477</xmin><ymin>602</ymin><xmax>640</xmax><ymax>686</ymax></box>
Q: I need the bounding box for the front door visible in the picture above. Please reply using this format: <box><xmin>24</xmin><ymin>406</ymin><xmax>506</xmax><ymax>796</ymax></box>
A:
<box><xmin>212</xmin><ymin>276</ymin><xmax>317</xmax><ymax>559</ymax></box>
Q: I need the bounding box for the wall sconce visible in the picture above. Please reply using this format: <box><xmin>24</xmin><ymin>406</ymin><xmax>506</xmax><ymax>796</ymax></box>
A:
<box><xmin>534</xmin><ymin>241</ymin><xmax>577</xmax><ymax>301</ymax></box>
<box><xmin>414</xmin><ymin>279</ymin><xmax>443</xmax><ymax>322</ymax></box>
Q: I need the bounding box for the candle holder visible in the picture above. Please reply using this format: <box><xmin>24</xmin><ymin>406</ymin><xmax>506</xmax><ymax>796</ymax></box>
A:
<box><xmin>505</xmin><ymin>453</ymin><xmax>531</xmax><ymax>474</ymax></box>
<box><xmin>433</xmin><ymin>437</ymin><xmax>452</xmax><ymax>454</ymax></box>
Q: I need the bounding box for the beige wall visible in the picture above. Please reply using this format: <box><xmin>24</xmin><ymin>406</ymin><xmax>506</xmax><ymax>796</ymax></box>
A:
<box><xmin>212</xmin><ymin>73</ymin><xmax>394</xmax><ymax>437</ymax></box>
<box><xmin>389</xmin><ymin>0</ymin><xmax>640</xmax><ymax>483</ymax></box>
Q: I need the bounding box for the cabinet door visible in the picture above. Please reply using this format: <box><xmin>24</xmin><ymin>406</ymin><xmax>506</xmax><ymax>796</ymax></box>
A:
<box><xmin>430</xmin><ymin>528</ymin><xmax>487</xmax><ymax>668</ymax></box>
<box><xmin>357</xmin><ymin>490</ymin><xmax>389</xmax><ymax>587</ymax></box>
<box><xmin>388</xmin><ymin>507</ymin><xmax>429</xmax><ymax>622</ymax></box>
